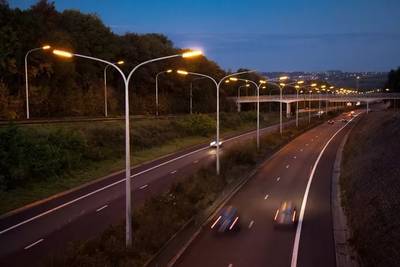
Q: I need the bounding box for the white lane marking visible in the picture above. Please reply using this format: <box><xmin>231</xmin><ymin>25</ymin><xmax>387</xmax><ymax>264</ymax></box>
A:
<box><xmin>248</xmin><ymin>220</ymin><xmax>254</xmax><ymax>229</ymax></box>
<box><xmin>193</xmin><ymin>160</ymin><xmax>199</xmax><ymax>164</ymax></box>
<box><xmin>139</xmin><ymin>184</ymin><xmax>148</xmax><ymax>190</ymax></box>
<box><xmin>290</xmin><ymin>114</ymin><xmax>360</xmax><ymax>267</ymax></box>
<box><xmin>264</xmin><ymin>194</ymin><xmax>269</xmax><ymax>200</ymax></box>
<box><xmin>316</xmin><ymin>135</ymin><xmax>319</xmax><ymax>138</ymax></box>
<box><xmin>228</xmin><ymin>264</ymin><xmax>233</xmax><ymax>267</ymax></box>
<box><xmin>305</xmin><ymin>143</ymin><xmax>309</xmax><ymax>146</ymax></box>
<box><xmin>96</xmin><ymin>205</ymin><xmax>108</xmax><ymax>212</ymax></box>
<box><xmin>170</xmin><ymin>170</ymin><xmax>177</xmax><ymax>174</ymax></box>
<box><xmin>286</xmin><ymin>165</ymin><xmax>290</xmax><ymax>169</ymax></box>
<box><xmin>300</xmin><ymin>148</ymin><xmax>303</xmax><ymax>152</ymax></box>
<box><xmin>0</xmin><ymin>124</ymin><xmax>284</xmax><ymax>235</ymax></box>
<box><xmin>311</xmin><ymin>139</ymin><xmax>314</xmax><ymax>142</ymax></box>
<box><xmin>276</xmin><ymin>177</ymin><xmax>281</xmax><ymax>181</ymax></box>
<box><xmin>293</xmin><ymin>156</ymin><xmax>297</xmax><ymax>159</ymax></box>
<box><xmin>24</xmin><ymin>239</ymin><xmax>44</xmax><ymax>250</ymax></box>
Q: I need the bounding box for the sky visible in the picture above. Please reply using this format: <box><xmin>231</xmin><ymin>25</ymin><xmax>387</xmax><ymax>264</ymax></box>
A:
<box><xmin>9</xmin><ymin>0</ymin><xmax>400</xmax><ymax>72</ymax></box>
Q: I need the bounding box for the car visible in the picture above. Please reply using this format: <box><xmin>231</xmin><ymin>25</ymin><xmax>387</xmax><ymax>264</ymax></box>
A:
<box><xmin>317</xmin><ymin>110</ymin><xmax>324</xmax><ymax>115</ymax></box>
<box><xmin>209</xmin><ymin>140</ymin><xmax>223</xmax><ymax>148</ymax></box>
<box><xmin>341</xmin><ymin>118</ymin><xmax>348</xmax><ymax>123</ymax></box>
<box><xmin>328</xmin><ymin>120</ymin><xmax>334</xmax><ymax>124</ymax></box>
<box><xmin>274</xmin><ymin>201</ymin><xmax>297</xmax><ymax>227</ymax></box>
<box><xmin>211</xmin><ymin>206</ymin><xmax>240</xmax><ymax>233</ymax></box>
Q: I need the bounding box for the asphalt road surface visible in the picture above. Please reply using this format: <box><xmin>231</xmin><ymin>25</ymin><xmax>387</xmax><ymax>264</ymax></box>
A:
<box><xmin>175</xmin><ymin>112</ymin><xmax>362</xmax><ymax>267</ymax></box>
<box><xmin>0</xmin><ymin>119</ymin><xmax>298</xmax><ymax>266</ymax></box>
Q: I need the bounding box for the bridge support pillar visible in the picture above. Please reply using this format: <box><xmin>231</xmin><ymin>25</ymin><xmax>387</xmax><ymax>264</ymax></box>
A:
<box><xmin>286</xmin><ymin>103</ymin><xmax>291</xmax><ymax>118</ymax></box>
<box><xmin>237</xmin><ymin>102</ymin><xmax>241</xmax><ymax>112</ymax></box>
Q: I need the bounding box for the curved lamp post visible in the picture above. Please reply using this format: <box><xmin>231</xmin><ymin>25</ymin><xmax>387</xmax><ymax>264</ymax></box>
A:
<box><xmin>25</xmin><ymin>45</ymin><xmax>51</xmax><ymax>119</ymax></box>
<box><xmin>229</xmin><ymin>77</ymin><xmax>266</xmax><ymax>149</ymax></box>
<box><xmin>53</xmin><ymin>49</ymin><xmax>202</xmax><ymax>247</ymax></box>
<box><xmin>155</xmin><ymin>69</ymin><xmax>173</xmax><ymax>116</ymax></box>
<box><xmin>176</xmin><ymin>69</ymin><xmax>254</xmax><ymax>175</ymax></box>
<box><xmin>104</xmin><ymin>60</ymin><xmax>124</xmax><ymax>117</ymax></box>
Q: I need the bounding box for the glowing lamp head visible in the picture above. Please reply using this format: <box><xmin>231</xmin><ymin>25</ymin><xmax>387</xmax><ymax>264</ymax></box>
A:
<box><xmin>279</xmin><ymin>76</ymin><xmax>289</xmax><ymax>81</ymax></box>
<box><xmin>42</xmin><ymin>45</ymin><xmax>51</xmax><ymax>50</ymax></box>
<box><xmin>166</xmin><ymin>69</ymin><xmax>173</xmax><ymax>73</ymax></box>
<box><xmin>53</xmin><ymin>49</ymin><xmax>73</xmax><ymax>58</ymax></box>
<box><xmin>279</xmin><ymin>83</ymin><xmax>286</xmax><ymax>87</ymax></box>
<box><xmin>182</xmin><ymin>50</ymin><xmax>203</xmax><ymax>58</ymax></box>
<box><xmin>311</xmin><ymin>83</ymin><xmax>317</xmax><ymax>87</ymax></box>
<box><xmin>177</xmin><ymin>70</ymin><xmax>188</xmax><ymax>75</ymax></box>
<box><xmin>116</xmin><ymin>60</ymin><xmax>124</xmax><ymax>65</ymax></box>
<box><xmin>229</xmin><ymin>77</ymin><xmax>238</xmax><ymax>81</ymax></box>
<box><xmin>259</xmin><ymin>80</ymin><xmax>267</xmax><ymax>84</ymax></box>
<box><xmin>321</xmin><ymin>85</ymin><xmax>326</xmax><ymax>89</ymax></box>
<box><xmin>297</xmin><ymin>80</ymin><xmax>304</xmax><ymax>84</ymax></box>
<box><xmin>295</xmin><ymin>85</ymin><xmax>300</xmax><ymax>89</ymax></box>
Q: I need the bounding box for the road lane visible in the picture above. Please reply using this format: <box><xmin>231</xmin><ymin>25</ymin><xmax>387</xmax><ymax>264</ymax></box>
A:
<box><xmin>175</xmin><ymin>113</ymin><xmax>361</xmax><ymax>267</ymax></box>
<box><xmin>0</xmin><ymin>120</ymin><xmax>297</xmax><ymax>266</ymax></box>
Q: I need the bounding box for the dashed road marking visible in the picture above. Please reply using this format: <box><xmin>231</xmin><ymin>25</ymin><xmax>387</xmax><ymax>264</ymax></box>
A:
<box><xmin>276</xmin><ymin>177</ymin><xmax>281</xmax><ymax>181</ymax></box>
<box><xmin>264</xmin><ymin>194</ymin><xmax>269</xmax><ymax>200</ymax></box>
<box><xmin>248</xmin><ymin>220</ymin><xmax>254</xmax><ymax>229</ymax></box>
<box><xmin>139</xmin><ymin>184</ymin><xmax>148</xmax><ymax>190</ymax></box>
<box><xmin>228</xmin><ymin>264</ymin><xmax>233</xmax><ymax>267</ymax></box>
<box><xmin>293</xmin><ymin>156</ymin><xmax>297</xmax><ymax>159</ymax></box>
<box><xmin>96</xmin><ymin>205</ymin><xmax>108</xmax><ymax>212</ymax></box>
<box><xmin>193</xmin><ymin>160</ymin><xmax>199</xmax><ymax>164</ymax></box>
<box><xmin>306</xmin><ymin>143</ymin><xmax>309</xmax><ymax>146</ymax></box>
<box><xmin>170</xmin><ymin>170</ymin><xmax>177</xmax><ymax>174</ymax></box>
<box><xmin>286</xmin><ymin>165</ymin><xmax>290</xmax><ymax>169</ymax></box>
<box><xmin>24</xmin><ymin>239</ymin><xmax>44</xmax><ymax>250</ymax></box>
<box><xmin>300</xmin><ymin>148</ymin><xmax>303</xmax><ymax>152</ymax></box>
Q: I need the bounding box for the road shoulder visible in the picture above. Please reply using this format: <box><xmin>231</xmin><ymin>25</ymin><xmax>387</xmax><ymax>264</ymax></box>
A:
<box><xmin>331</xmin><ymin>121</ymin><xmax>359</xmax><ymax>267</ymax></box>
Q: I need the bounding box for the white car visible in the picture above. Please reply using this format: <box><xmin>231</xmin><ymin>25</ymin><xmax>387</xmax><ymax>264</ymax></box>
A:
<box><xmin>209</xmin><ymin>140</ymin><xmax>223</xmax><ymax>148</ymax></box>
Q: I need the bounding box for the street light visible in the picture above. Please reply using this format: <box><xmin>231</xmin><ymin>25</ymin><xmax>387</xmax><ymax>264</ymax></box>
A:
<box><xmin>155</xmin><ymin>69</ymin><xmax>172</xmax><ymax>116</ymax></box>
<box><xmin>24</xmin><ymin>45</ymin><xmax>51</xmax><ymax>119</ymax></box>
<box><xmin>177</xmin><ymin>69</ymin><xmax>254</xmax><ymax>174</ymax></box>
<box><xmin>104</xmin><ymin>60</ymin><xmax>124</xmax><ymax>117</ymax></box>
<box><xmin>295</xmin><ymin>80</ymin><xmax>304</xmax><ymax>127</ymax></box>
<box><xmin>53</xmin><ymin>48</ymin><xmax>202</xmax><ymax>247</ymax></box>
<box><xmin>229</xmin><ymin>77</ymin><xmax>266</xmax><ymax>149</ymax></box>
<box><xmin>310</xmin><ymin>83</ymin><xmax>317</xmax><ymax>123</ymax></box>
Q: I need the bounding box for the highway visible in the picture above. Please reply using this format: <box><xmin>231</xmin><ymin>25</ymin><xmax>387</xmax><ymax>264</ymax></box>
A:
<box><xmin>175</xmin><ymin>112</ymin><xmax>361</xmax><ymax>267</ymax></box>
<box><xmin>0</xmin><ymin>119</ymin><xmax>298</xmax><ymax>266</ymax></box>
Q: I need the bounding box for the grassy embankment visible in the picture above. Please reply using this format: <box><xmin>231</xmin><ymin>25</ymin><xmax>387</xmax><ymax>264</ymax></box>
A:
<box><xmin>44</xmin><ymin>112</ymin><xmax>338</xmax><ymax>267</ymax></box>
<box><xmin>340</xmin><ymin>110</ymin><xmax>400</xmax><ymax>267</ymax></box>
<box><xmin>0</xmin><ymin>112</ymin><xmax>287</xmax><ymax>214</ymax></box>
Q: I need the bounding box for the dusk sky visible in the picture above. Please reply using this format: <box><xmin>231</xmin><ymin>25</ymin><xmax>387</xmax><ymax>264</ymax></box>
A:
<box><xmin>10</xmin><ymin>0</ymin><xmax>400</xmax><ymax>72</ymax></box>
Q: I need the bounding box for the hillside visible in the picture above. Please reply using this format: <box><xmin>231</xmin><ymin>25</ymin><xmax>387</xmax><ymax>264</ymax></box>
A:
<box><xmin>340</xmin><ymin>110</ymin><xmax>400</xmax><ymax>267</ymax></box>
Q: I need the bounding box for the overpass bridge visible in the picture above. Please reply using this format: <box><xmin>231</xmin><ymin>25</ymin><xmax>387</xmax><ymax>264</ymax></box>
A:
<box><xmin>229</xmin><ymin>93</ymin><xmax>400</xmax><ymax>116</ymax></box>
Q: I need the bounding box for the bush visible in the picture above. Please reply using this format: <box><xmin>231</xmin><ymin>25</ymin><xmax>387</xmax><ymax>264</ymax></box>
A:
<box><xmin>172</xmin><ymin>114</ymin><xmax>214</xmax><ymax>137</ymax></box>
<box><xmin>0</xmin><ymin>125</ymin><xmax>86</xmax><ymax>190</ymax></box>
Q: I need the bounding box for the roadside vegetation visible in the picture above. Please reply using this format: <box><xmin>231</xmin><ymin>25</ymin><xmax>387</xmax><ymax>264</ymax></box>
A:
<box><xmin>340</xmin><ymin>110</ymin><xmax>400</xmax><ymax>267</ymax></box>
<box><xmin>44</xmin><ymin>113</ymin><xmax>337</xmax><ymax>267</ymax></box>
<box><xmin>0</xmin><ymin>111</ymin><xmax>283</xmax><ymax>214</ymax></box>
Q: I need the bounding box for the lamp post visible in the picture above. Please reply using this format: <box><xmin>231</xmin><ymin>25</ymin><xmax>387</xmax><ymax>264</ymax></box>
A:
<box><xmin>229</xmin><ymin>77</ymin><xmax>266</xmax><ymax>149</ymax></box>
<box><xmin>309</xmin><ymin>83</ymin><xmax>318</xmax><ymax>123</ymax></box>
<box><xmin>104</xmin><ymin>60</ymin><xmax>124</xmax><ymax>117</ymax></box>
<box><xmin>294</xmin><ymin>80</ymin><xmax>304</xmax><ymax>127</ymax></box>
<box><xmin>155</xmin><ymin>69</ymin><xmax>172</xmax><ymax>116</ymax></box>
<box><xmin>177</xmin><ymin>69</ymin><xmax>254</xmax><ymax>175</ymax></box>
<box><xmin>24</xmin><ymin>45</ymin><xmax>51</xmax><ymax>119</ymax></box>
<box><xmin>53</xmin><ymin>49</ymin><xmax>202</xmax><ymax>247</ymax></box>
<box><xmin>189</xmin><ymin>76</ymin><xmax>207</xmax><ymax>114</ymax></box>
